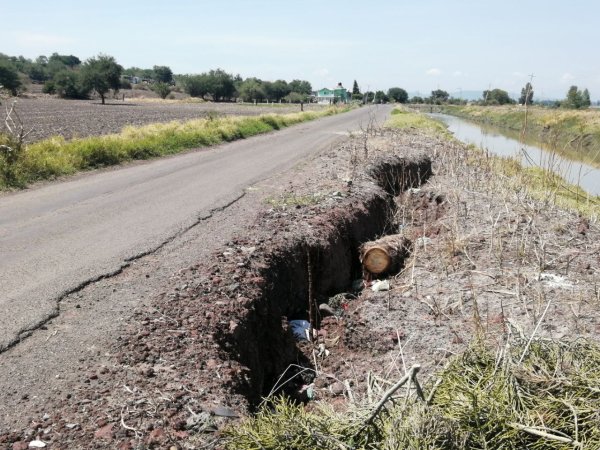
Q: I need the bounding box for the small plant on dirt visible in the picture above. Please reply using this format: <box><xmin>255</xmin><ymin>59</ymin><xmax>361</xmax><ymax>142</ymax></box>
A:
<box><xmin>0</xmin><ymin>100</ymin><xmax>32</xmax><ymax>186</ymax></box>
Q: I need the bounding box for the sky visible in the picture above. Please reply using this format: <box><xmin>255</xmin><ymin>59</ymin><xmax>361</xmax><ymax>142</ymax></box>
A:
<box><xmin>1</xmin><ymin>0</ymin><xmax>599</xmax><ymax>100</ymax></box>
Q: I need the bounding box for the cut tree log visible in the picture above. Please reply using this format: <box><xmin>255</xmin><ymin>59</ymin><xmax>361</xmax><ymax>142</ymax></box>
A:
<box><xmin>360</xmin><ymin>234</ymin><xmax>410</xmax><ymax>275</ymax></box>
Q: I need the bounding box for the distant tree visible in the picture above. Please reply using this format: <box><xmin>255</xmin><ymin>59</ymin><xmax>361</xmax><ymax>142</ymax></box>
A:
<box><xmin>582</xmin><ymin>88</ymin><xmax>591</xmax><ymax>108</ymax></box>
<box><xmin>28</xmin><ymin>63</ymin><xmax>49</xmax><ymax>83</ymax></box>
<box><xmin>207</xmin><ymin>69</ymin><xmax>235</xmax><ymax>101</ymax></box>
<box><xmin>363</xmin><ymin>91</ymin><xmax>375</xmax><ymax>103</ymax></box>
<box><xmin>267</xmin><ymin>79</ymin><xmax>291</xmax><ymax>102</ymax></box>
<box><xmin>374</xmin><ymin>90</ymin><xmax>388</xmax><ymax>103</ymax></box>
<box><xmin>284</xmin><ymin>92</ymin><xmax>308</xmax><ymax>103</ymax></box>
<box><xmin>482</xmin><ymin>88</ymin><xmax>513</xmax><ymax>105</ymax></box>
<box><xmin>35</xmin><ymin>55</ymin><xmax>48</xmax><ymax>66</ymax></box>
<box><xmin>351</xmin><ymin>93</ymin><xmax>363</xmax><ymax>101</ymax></box>
<box><xmin>387</xmin><ymin>87</ymin><xmax>408</xmax><ymax>103</ymax></box>
<box><xmin>563</xmin><ymin>87</ymin><xmax>592</xmax><ymax>109</ymax></box>
<box><xmin>0</xmin><ymin>61</ymin><xmax>22</xmax><ymax>95</ymax></box>
<box><xmin>430</xmin><ymin>89</ymin><xmax>450</xmax><ymax>104</ymax></box>
<box><xmin>238</xmin><ymin>78</ymin><xmax>266</xmax><ymax>102</ymax></box>
<box><xmin>181</xmin><ymin>74</ymin><xmax>210</xmax><ymax>98</ymax></box>
<box><xmin>53</xmin><ymin>70</ymin><xmax>89</xmax><ymax>99</ymax></box>
<box><xmin>289</xmin><ymin>79</ymin><xmax>312</xmax><ymax>95</ymax></box>
<box><xmin>49</xmin><ymin>53</ymin><xmax>81</xmax><ymax>68</ymax></box>
<box><xmin>448</xmin><ymin>97</ymin><xmax>466</xmax><ymax>105</ymax></box>
<box><xmin>80</xmin><ymin>54</ymin><xmax>123</xmax><ymax>104</ymax></box>
<box><xmin>152</xmin><ymin>82</ymin><xmax>171</xmax><ymax>99</ymax></box>
<box><xmin>409</xmin><ymin>96</ymin><xmax>424</xmax><ymax>104</ymax></box>
<box><xmin>566</xmin><ymin>86</ymin><xmax>579</xmax><ymax>108</ymax></box>
<box><xmin>153</xmin><ymin>65</ymin><xmax>173</xmax><ymax>84</ymax></box>
<box><xmin>519</xmin><ymin>82</ymin><xmax>534</xmax><ymax>105</ymax></box>
<box><xmin>352</xmin><ymin>80</ymin><xmax>360</xmax><ymax>95</ymax></box>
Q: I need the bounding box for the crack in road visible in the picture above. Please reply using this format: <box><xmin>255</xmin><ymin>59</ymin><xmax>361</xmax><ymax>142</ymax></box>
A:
<box><xmin>0</xmin><ymin>191</ymin><xmax>247</xmax><ymax>355</ymax></box>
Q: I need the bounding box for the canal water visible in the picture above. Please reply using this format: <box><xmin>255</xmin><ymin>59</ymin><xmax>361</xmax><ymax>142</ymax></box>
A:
<box><xmin>430</xmin><ymin>113</ymin><xmax>600</xmax><ymax>196</ymax></box>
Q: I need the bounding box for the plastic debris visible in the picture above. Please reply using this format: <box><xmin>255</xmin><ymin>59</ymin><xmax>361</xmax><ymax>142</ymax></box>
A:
<box><xmin>289</xmin><ymin>320</ymin><xmax>311</xmax><ymax>341</ymax></box>
<box><xmin>540</xmin><ymin>272</ymin><xmax>573</xmax><ymax>289</ymax></box>
<box><xmin>352</xmin><ymin>279</ymin><xmax>364</xmax><ymax>292</ymax></box>
<box><xmin>28</xmin><ymin>441</ymin><xmax>47</xmax><ymax>448</ymax></box>
<box><xmin>371</xmin><ymin>280</ymin><xmax>390</xmax><ymax>292</ymax></box>
<box><xmin>211</xmin><ymin>406</ymin><xmax>239</xmax><ymax>418</ymax></box>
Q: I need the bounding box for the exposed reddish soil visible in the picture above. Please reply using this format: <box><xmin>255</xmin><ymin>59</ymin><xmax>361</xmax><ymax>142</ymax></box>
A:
<box><xmin>2</xmin><ymin>127</ymin><xmax>599</xmax><ymax>450</ymax></box>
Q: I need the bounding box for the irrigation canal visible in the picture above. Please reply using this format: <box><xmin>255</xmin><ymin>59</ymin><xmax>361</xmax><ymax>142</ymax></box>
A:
<box><xmin>430</xmin><ymin>113</ymin><xmax>600</xmax><ymax>196</ymax></box>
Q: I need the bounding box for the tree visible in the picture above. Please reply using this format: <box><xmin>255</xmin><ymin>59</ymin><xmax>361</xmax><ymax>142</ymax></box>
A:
<box><xmin>519</xmin><ymin>82</ymin><xmax>534</xmax><ymax>105</ymax></box>
<box><xmin>28</xmin><ymin>63</ymin><xmax>48</xmax><ymax>83</ymax></box>
<box><xmin>181</xmin><ymin>74</ymin><xmax>210</xmax><ymax>98</ymax></box>
<box><xmin>482</xmin><ymin>88</ymin><xmax>513</xmax><ymax>105</ymax></box>
<box><xmin>53</xmin><ymin>70</ymin><xmax>89</xmax><ymax>99</ymax></box>
<box><xmin>430</xmin><ymin>89</ymin><xmax>450</xmax><ymax>104</ymax></box>
<box><xmin>289</xmin><ymin>79</ymin><xmax>312</xmax><ymax>96</ymax></box>
<box><xmin>284</xmin><ymin>92</ymin><xmax>307</xmax><ymax>103</ymax></box>
<box><xmin>387</xmin><ymin>87</ymin><xmax>408</xmax><ymax>103</ymax></box>
<box><xmin>49</xmin><ymin>53</ymin><xmax>81</xmax><ymax>68</ymax></box>
<box><xmin>267</xmin><ymin>79</ymin><xmax>291</xmax><ymax>102</ymax></box>
<box><xmin>374</xmin><ymin>90</ymin><xmax>388</xmax><ymax>103</ymax></box>
<box><xmin>207</xmin><ymin>69</ymin><xmax>235</xmax><ymax>101</ymax></box>
<box><xmin>565</xmin><ymin>86</ymin><xmax>581</xmax><ymax>109</ymax></box>
<box><xmin>152</xmin><ymin>82</ymin><xmax>171</xmax><ymax>99</ymax></box>
<box><xmin>562</xmin><ymin>85</ymin><xmax>592</xmax><ymax>109</ymax></box>
<box><xmin>80</xmin><ymin>54</ymin><xmax>123</xmax><ymax>104</ymax></box>
<box><xmin>153</xmin><ymin>65</ymin><xmax>173</xmax><ymax>84</ymax></box>
<box><xmin>582</xmin><ymin>88</ymin><xmax>591</xmax><ymax>108</ymax></box>
<box><xmin>0</xmin><ymin>61</ymin><xmax>22</xmax><ymax>95</ymax></box>
<box><xmin>352</xmin><ymin>80</ymin><xmax>360</xmax><ymax>95</ymax></box>
<box><xmin>364</xmin><ymin>91</ymin><xmax>375</xmax><ymax>103</ymax></box>
<box><xmin>238</xmin><ymin>78</ymin><xmax>266</xmax><ymax>102</ymax></box>
<box><xmin>410</xmin><ymin>96</ymin><xmax>424</xmax><ymax>104</ymax></box>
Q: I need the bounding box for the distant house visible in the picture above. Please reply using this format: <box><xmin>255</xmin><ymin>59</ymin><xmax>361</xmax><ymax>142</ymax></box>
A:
<box><xmin>316</xmin><ymin>82</ymin><xmax>349</xmax><ymax>104</ymax></box>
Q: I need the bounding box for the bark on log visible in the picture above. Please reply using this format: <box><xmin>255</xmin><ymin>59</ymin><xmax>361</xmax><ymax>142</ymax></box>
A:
<box><xmin>360</xmin><ymin>235</ymin><xmax>410</xmax><ymax>275</ymax></box>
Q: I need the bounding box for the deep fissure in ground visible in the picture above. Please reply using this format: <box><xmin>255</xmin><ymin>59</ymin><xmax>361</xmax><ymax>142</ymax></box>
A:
<box><xmin>216</xmin><ymin>156</ymin><xmax>433</xmax><ymax>407</ymax></box>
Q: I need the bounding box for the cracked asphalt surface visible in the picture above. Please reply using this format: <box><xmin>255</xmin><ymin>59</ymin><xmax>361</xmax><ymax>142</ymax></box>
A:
<box><xmin>0</xmin><ymin>105</ymin><xmax>392</xmax><ymax>427</ymax></box>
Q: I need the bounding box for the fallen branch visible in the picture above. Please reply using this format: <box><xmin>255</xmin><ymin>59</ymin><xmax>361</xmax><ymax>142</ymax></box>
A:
<box><xmin>510</xmin><ymin>422</ymin><xmax>583</xmax><ymax>448</ymax></box>
<box><xmin>359</xmin><ymin>364</ymin><xmax>421</xmax><ymax>432</ymax></box>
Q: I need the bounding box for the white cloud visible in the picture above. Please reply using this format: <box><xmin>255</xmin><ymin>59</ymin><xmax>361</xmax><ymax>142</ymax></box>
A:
<box><xmin>453</xmin><ymin>70</ymin><xmax>463</xmax><ymax>77</ymax></box>
<box><xmin>561</xmin><ymin>72</ymin><xmax>575</xmax><ymax>83</ymax></box>
<box><xmin>426</xmin><ymin>68</ymin><xmax>441</xmax><ymax>76</ymax></box>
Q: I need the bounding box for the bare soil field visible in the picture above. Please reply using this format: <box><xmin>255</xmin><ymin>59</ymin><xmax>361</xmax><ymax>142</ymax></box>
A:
<box><xmin>2</xmin><ymin>125</ymin><xmax>599</xmax><ymax>449</ymax></box>
<box><xmin>6</xmin><ymin>97</ymin><xmax>321</xmax><ymax>143</ymax></box>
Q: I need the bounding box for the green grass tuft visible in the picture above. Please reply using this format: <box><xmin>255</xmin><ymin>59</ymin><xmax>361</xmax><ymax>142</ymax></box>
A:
<box><xmin>223</xmin><ymin>338</ymin><xmax>600</xmax><ymax>449</ymax></box>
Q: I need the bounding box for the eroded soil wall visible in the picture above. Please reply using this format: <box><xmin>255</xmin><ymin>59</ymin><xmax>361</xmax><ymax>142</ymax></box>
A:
<box><xmin>219</xmin><ymin>156</ymin><xmax>432</xmax><ymax>405</ymax></box>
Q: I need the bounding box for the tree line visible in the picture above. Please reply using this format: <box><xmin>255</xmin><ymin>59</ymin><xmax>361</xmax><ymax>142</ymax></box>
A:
<box><xmin>0</xmin><ymin>52</ymin><xmax>316</xmax><ymax>104</ymax></box>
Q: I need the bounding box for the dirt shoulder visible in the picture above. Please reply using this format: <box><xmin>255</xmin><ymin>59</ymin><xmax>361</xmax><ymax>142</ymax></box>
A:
<box><xmin>1</xmin><ymin>125</ymin><xmax>599</xmax><ymax>449</ymax></box>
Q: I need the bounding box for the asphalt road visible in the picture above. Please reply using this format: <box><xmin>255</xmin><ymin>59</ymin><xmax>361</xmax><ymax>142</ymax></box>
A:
<box><xmin>0</xmin><ymin>104</ymin><xmax>392</xmax><ymax>352</ymax></box>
